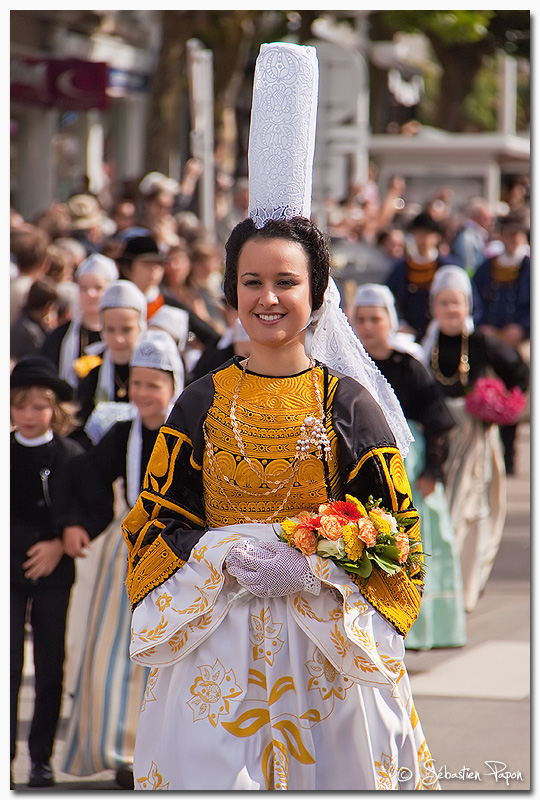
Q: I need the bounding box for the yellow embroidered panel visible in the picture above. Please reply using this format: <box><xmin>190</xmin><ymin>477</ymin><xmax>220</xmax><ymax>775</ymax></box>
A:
<box><xmin>122</xmin><ymin>424</ymin><xmax>206</xmax><ymax>607</ymax></box>
<box><xmin>202</xmin><ymin>365</ymin><xmax>340</xmax><ymax>527</ymax></box>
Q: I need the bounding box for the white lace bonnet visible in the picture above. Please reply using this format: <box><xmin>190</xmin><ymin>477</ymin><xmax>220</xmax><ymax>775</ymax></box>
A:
<box><xmin>247</xmin><ymin>42</ymin><xmax>413</xmax><ymax>455</ymax></box>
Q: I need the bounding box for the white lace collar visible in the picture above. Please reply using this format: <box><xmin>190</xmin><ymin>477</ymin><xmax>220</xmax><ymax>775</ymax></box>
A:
<box><xmin>14</xmin><ymin>429</ymin><xmax>54</xmax><ymax>447</ymax></box>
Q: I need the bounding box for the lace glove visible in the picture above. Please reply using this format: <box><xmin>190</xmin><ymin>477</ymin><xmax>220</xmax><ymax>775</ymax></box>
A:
<box><xmin>225</xmin><ymin>539</ymin><xmax>321</xmax><ymax>597</ymax></box>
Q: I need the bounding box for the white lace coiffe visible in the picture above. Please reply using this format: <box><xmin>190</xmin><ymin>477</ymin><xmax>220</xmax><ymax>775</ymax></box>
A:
<box><xmin>247</xmin><ymin>42</ymin><xmax>413</xmax><ymax>456</ymax></box>
<box><xmin>248</xmin><ymin>42</ymin><xmax>319</xmax><ymax>228</ymax></box>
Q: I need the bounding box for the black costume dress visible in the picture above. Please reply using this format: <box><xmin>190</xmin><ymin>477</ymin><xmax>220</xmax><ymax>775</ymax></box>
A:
<box><xmin>426</xmin><ymin>328</ymin><xmax>529</xmax><ymax>611</ymax></box>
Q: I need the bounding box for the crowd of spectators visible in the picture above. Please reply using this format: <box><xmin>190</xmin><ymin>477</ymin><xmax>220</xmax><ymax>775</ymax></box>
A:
<box><xmin>10</xmin><ymin>161</ymin><xmax>530</xmax><ymax>471</ymax></box>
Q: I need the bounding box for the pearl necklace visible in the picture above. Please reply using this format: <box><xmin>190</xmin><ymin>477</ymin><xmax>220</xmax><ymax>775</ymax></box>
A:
<box><xmin>202</xmin><ymin>358</ymin><xmax>332</xmax><ymax>524</ymax></box>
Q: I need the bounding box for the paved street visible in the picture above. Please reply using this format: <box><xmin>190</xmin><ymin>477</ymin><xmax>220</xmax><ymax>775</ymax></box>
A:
<box><xmin>11</xmin><ymin>424</ymin><xmax>531</xmax><ymax>791</ymax></box>
<box><xmin>406</xmin><ymin>422</ymin><xmax>531</xmax><ymax>791</ymax></box>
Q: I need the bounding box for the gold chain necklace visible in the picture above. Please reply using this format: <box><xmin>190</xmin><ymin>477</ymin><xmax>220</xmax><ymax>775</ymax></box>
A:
<box><xmin>202</xmin><ymin>359</ymin><xmax>332</xmax><ymax>524</ymax></box>
<box><xmin>204</xmin><ymin>435</ymin><xmax>302</xmax><ymax>524</ymax></box>
<box><xmin>430</xmin><ymin>331</ymin><xmax>470</xmax><ymax>387</ymax></box>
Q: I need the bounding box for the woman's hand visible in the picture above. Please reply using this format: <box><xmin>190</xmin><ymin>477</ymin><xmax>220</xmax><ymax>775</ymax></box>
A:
<box><xmin>23</xmin><ymin>539</ymin><xmax>64</xmax><ymax>580</ymax></box>
<box><xmin>226</xmin><ymin>539</ymin><xmax>321</xmax><ymax>597</ymax></box>
<box><xmin>63</xmin><ymin>525</ymin><xmax>91</xmax><ymax>558</ymax></box>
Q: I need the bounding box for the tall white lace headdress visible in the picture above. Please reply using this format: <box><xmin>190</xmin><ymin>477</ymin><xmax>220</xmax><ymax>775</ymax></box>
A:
<box><xmin>247</xmin><ymin>42</ymin><xmax>413</xmax><ymax>456</ymax></box>
<box><xmin>248</xmin><ymin>42</ymin><xmax>319</xmax><ymax>227</ymax></box>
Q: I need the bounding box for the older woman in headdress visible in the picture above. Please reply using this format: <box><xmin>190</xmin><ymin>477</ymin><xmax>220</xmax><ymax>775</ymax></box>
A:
<box><xmin>422</xmin><ymin>265</ymin><xmax>528</xmax><ymax>611</ymax></box>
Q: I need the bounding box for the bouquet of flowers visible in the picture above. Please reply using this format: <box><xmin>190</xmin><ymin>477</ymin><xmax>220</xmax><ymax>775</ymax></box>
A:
<box><xmin>465</xmin><ymin>377</ymin><xmax>527</xmax><ymax>426</ymax></box>
<box><xmin>276</xmin><ymin>494</ymin><xmax>424</xmax><ymax>582</ymax></box>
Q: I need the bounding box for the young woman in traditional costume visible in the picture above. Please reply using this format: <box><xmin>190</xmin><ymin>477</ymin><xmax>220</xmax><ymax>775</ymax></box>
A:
<box><xmin>352</xmin><ymin>283</ymin><xmax>465</xmax><ymax>650</ymax></box>
<box><xmin>121</xmin><ymin>42</ymin><xmax>439</xmax><ymax>791</ymax></box>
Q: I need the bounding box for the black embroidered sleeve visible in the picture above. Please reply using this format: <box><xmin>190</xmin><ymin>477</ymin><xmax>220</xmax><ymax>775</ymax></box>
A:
<box><xmin>122</xmin><ymin>374</ymin><xmax>216</xmax><ymax>608</ymax></box>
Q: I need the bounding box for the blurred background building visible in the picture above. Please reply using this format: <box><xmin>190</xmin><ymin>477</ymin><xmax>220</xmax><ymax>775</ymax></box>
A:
<box><xmin>10</xmin><ymin>10</ymin><xmax>530</xmax><ymax>234</ymax></box>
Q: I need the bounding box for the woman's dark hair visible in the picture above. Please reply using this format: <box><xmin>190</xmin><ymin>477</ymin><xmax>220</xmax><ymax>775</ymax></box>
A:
<box><xmin>223</xmin><ymin>216</ymin><xmax>330</xmax><ymax>311</ymax></box>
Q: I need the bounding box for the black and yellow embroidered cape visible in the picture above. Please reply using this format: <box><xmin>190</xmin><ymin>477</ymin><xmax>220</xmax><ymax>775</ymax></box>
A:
<box><xmin>122</xmin><ymin>358</ymin><xmax>424</xmax><ymax>636</ymax></box>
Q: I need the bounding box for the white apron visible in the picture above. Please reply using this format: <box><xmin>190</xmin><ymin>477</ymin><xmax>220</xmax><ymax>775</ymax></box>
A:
<box><xmin>129</xmin><ymin>524</ymin><xmax>440</xmax><ymax>791</ymax></box>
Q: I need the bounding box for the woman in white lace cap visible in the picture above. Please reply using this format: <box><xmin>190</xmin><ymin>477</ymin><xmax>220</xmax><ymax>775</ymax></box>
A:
<box><xmin>121</xmin><ymin>216</ymin><xmax>439</xmax><ymax>790</ymax></box>
<box><xmin>352</xmin><ymin>283</ymin><xmax>466</xmax><ymax>650</ymax></box>
<box><xmin>422</xmin><ymin>265</ymin><xmax>528</xmax><ymax>612</ymax></box>
<box><xmin>75</xmin><ymin>280</ymin><xmax>147</xmax><ymax>440</ymax></box>
<box><xmin>39</xmin><ymin>253</ymin><xmax>118</xmax><ymax>390</ymax></box>
<box><xmin>62</xmin><ymin>330</ymin><xmax>184</xmax><ymax>788</ymax></box>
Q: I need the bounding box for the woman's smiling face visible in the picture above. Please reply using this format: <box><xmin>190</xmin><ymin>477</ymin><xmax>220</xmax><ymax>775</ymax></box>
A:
<box><xmin>236</xmin><ymin>238</ymin><xmax>312</xmax><ymax>351</ymax></box>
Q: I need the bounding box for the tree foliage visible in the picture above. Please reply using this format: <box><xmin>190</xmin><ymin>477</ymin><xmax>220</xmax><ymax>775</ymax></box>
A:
<box><xmin>369</xmin><ymin>10</ymin><xmax>530</xmax><ymax>131</ymax></box>
<box><xmin>144</xmin><ymin>10</ymin><xmax>530</xmax><ymax>173</ymax></box>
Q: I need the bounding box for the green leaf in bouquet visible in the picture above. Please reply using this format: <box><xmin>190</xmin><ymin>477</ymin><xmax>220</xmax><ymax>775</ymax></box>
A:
<box><xmin>394</xmin><ymin>513</ymin><xmax>416</xmax><ymax>531</ymax></box>
<box><xmin>371</xmin><ymin>552</ymin><xmax>402</xmax><ymax>575</ymax></box>
<box><xmin>374</xmin><ymin>544</ymin><xmax>401</xmax><ymax>561</ymax></box>
<box><xmin>342</xmin><ymin>551</ymin><xmax>372</xmax><ymax>578</ymax></box>
<box><xmin>366</xmin><ymin>495</ymin><xmax>383</xmax><ymax>511</ymax></box>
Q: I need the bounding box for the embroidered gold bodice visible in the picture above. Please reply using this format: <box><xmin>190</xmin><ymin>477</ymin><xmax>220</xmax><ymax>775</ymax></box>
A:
<box><xmin>123</xmin><ymin>359</ymin><xmax>423</xmax><ymax>634</ymax></box>
<box><xmin>203</xmin><ymin>364</ymin><xmax>339</xmax><ymax>527</ymax></box>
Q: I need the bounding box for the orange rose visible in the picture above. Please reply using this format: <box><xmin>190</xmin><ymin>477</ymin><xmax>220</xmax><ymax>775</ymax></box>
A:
<box><xmin>293</xmin><ymin>527</ymin><xmax>318</xmax><ymax>555</ymax></box>
<box><xmin>318</xmin><ymin>514</ymin><xmax>344</xmax><ymax>541</ymax></box>
<box><xmin>356</xmin><ymin>517</ymin><xmax>378</xmax><ymax>548</ymax></box>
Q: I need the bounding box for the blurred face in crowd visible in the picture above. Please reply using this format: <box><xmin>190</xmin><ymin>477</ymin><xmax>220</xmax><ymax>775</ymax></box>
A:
<box><xmin>353</xmin><ymin>306</ymin><xmax>392</xmax><ymax>356</ymax></box>
<box><xmin>473</xmin><ymin>207</ymin><xmax>493</xmax><ymax>233</ymax></box>
<box><xmin>129</xmin><ymin>366</ymin><xmax>175</xmax><ymax>429</ymax></box>
<box><xmin>381</xmin><ymin>230</ymin><xmax>405</xmax><ymax>260</ymax></box>
<box><xmin>432</xmin><ymin>288</ymin><xmax>469</xmax><ymax>336</ymax></box>
<box><xmin>113</xmin><ymin>200</ymin><xmax>137</xmax><ymax>232</ymax></box>
<box><xmin>11</xmin><ymin>387</ymin><xmax>54</xmax><ymax>439</ymax></box>
<box><xmin>191</xmin><ymin>250</ymin><xmax>222</xmax><ymax>284</ymax></box>
<box><xmin>164</xmin><ymin>248</ymin><xmax>191</xmax><ymax>288</ymax></box>
<box><xmin>126</xmin><ymin>257</ymin><xmax>165</xmax><ymax>295</ymax></box>
<box><xmin>40</xmin><ymin>302</ymin><xmax>58</xmax><ymax>330</ymax></box>
<box><xmin>101</xmin><ymin>307</ymin><xmax>142</xmax><ymax>364</ymax></box>
<box><xmin>500</xmin><ymin>227</ymin><xmax>527</xmax><ymax>256</ymax></box>
<box><xmin>412</xmin><ymin>227</ymin><xmax>441</xmax><ymax>258</ymax></box>
<box><xmin>145</xmin><ymin>191</ymin><xmax>175</xmax><ymax>222</ymax></box>
<box><xmin>78</xmin><ymin>273</ymin><xmax>110</xmax><ymax>322</ymax></box>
